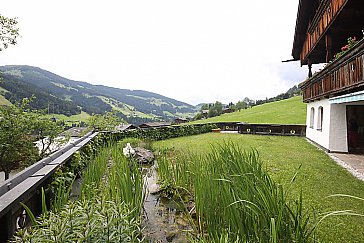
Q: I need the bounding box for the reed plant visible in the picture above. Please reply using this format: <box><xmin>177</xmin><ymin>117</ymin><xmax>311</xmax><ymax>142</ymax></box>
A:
<box><xmin>156</xmin><ymin>142</ymin><xmax>315</xmax><ymax>242</ymax></box>
<box><xmin>108</xmin><ymin>141</ymin><xmax>146</xmax><ymax>220</ymax></box>
<box><xmin>80</xmin><ymin>145</ymin><xmax>110</xmax><ymax>199</ymax></box>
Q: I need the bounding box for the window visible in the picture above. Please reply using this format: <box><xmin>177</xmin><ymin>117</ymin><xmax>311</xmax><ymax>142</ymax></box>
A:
<box><xmin>310</xmin><ymin>107</ymin><xmax>315</xmax><ymax>128</ymax></box>
<box><xmin>317</xmin><ymin>106</ymin><xmax>323</xmax><ymax>131</ymax></box>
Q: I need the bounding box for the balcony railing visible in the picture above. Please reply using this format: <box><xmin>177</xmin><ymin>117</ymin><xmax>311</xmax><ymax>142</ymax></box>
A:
<box><xmin>300</xmin><ymin>0</ymin><xmax>348</xmax><ymax>62</ymax></box>
<box><xmin>300</xmin><ymin>39</ymin><xmax>364</xmax><ymax>102</ymax></box>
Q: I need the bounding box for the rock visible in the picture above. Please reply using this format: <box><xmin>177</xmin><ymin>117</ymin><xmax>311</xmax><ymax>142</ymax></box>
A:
<box><xmin>149</xmin><ymin>183</ymin><xmax>161</xmax><ymax>194</ymax></box>
<box><xmin>166</xmin><ymin>231</ymin><xmax>178</xmax><ymax>242</ymax></box>
<box><xmin>134</xmin><ymin>147</ymin><xmax>155</xmax><ymax>164</ymax></box>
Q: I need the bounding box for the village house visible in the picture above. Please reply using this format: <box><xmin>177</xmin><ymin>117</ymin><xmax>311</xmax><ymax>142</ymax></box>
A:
<box><xmin>293</xmin><ymin>0</ymin><xmax>364</xmax><ymax>153</ymax></box>
<box><xmin>115</xmin><ymin>124</ymin><xmax>138</xmax><ymax>131</ymax></box>
<box><xmin>173</xmin><ymin>118</ymin><xmax>189</xmax><ymax>124</ymax></box>
<box><xmin>138</xmin><ymin>122</ymin><xmax>172</xmax><ymax>129</ymax></box>
<box><xmin>222</xmin><ymin>107</ymin><xmax>234</xmax><ymax>114</ymax></box>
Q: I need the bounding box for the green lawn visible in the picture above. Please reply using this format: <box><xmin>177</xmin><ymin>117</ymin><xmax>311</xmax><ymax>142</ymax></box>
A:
<box><xmin>43</xmin><ymin>111</ymin><xmax>90</xmax><ymax>123</ymax></box>
<box><xmin>153</xmin><ymin>133</ymin><xmax>364</xmax><ymax>242</ymax></box>
<box><xmin>192</xmin><ymin>96</ymin><xmax>307</xmax><ymax>125</ymax></box>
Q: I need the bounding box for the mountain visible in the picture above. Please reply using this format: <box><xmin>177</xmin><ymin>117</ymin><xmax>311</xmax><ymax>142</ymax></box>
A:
<box><xmin>0</xmin><ymin>65</ymin><xmax>196</xmax><ymax>123</ymax></box>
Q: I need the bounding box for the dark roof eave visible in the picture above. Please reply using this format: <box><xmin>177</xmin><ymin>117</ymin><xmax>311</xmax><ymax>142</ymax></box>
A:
<box><xmin>291</xmin><ymin>0</ymin><xmax>314</xmax><ymax>59</ymax></box>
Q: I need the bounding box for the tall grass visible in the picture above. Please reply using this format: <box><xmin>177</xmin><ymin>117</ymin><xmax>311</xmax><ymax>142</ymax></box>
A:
<box><xmin>14</xmin><ymin>140</ymin><xmax>145</xmax><ymax>242</ymax></box>
<box><xmin>157</xmin><ymin>142</ymin><xmax>315</xmax><ymax>242</ymax></box>
<box><xmin>80</xmin><ymin>146</ymin><xmax>110</xmax><ymax>199</ymax></box>
<box><xmin>108</xmin><ymin>141</ymin><xmax>146</xmax><ymax>220</ymax></box>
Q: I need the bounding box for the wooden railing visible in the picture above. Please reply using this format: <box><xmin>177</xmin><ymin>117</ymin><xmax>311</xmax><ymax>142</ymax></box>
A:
<box><xmin>238</xmin><ymin>124</ymin><xmax>306</xmax><ymax>137</ymax></box>
<box><xmin>300</xmin><ymin>0</ymin><xmax>348</xmax><ymax>62</ymax></box>
<box><xmin>301</xmin><ymin>39</ymin><xmax>364</xmax><ymax>102</ymax></box>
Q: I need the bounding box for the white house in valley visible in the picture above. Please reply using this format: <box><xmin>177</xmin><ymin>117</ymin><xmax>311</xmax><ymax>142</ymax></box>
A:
<box><xmin>292</xmin><ymin>0</ymin><xmax>364</xmax><ymax>153</ymax></box>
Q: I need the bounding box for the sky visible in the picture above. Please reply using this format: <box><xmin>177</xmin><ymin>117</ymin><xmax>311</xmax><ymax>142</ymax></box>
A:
<box><xmin>1</xmin><ymin>0</ymin><xmax>310</xmax><ymax>105</ymax></box>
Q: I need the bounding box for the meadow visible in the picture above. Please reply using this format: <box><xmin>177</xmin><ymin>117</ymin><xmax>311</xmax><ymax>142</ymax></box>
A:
<box><xmin>192</xmin><ymin>96</ymin><xmax>307</xmax><ymax>125</ymax></box>
<box><xmin>154</xmin><ymin>133</ymin><xmax>364</xmax><ymax>242</ymax></box>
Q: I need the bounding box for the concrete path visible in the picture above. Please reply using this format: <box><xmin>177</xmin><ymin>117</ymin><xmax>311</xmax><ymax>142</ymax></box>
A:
<box><xmin>330</xmin><ymin>153</ymin><xmax>364</xmax><ymax>181</ymax></box>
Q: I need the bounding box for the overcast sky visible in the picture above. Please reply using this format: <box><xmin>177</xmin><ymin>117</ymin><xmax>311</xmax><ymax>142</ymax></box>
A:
<box><xmin>1</xmin><ymin>0</ymin><xmax>310</xmax><ymax>105</ymax></box>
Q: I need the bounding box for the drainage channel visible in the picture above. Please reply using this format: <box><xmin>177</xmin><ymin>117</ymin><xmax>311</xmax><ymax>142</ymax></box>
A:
<box><xmin>142</xmin><ymin>163</ymin><xmax>193</xmax><ymax>242</ymax></box>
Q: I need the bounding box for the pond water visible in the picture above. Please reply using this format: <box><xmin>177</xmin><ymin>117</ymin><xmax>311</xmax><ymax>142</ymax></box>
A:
<box><xmin>142</xmin><ymin>164</ymin><xmax>193</xmax><ymax>242</ymax></box>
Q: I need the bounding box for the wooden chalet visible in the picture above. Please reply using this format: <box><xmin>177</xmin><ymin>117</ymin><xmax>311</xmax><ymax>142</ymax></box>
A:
<box><xmin>223</xmin><ymin>108</ymin><xmax>234</xmax><ymax>114</ymax></box>
<box><xmin>174</xmin><ymin>118</ymin><xmax>189</xmax><ymax>124</ymax></box>
<box><xmin>138</xmin><ymin>122</ymin><xmax>172</xmax><ymax>129</ymax></box>
<box><xmin>293</xmin><ymin>0</ymin><xmax>364</xmax><ymax>153</ymax></box>
<box><xmin>115</xmin><ymin>124</ymin><xmax>138</xmax><ymax>131</ymax></box>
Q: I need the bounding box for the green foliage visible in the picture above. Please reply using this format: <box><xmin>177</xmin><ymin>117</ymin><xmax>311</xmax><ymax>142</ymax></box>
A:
<box><xmin>157</xmin><ymin>143</ymin><xmax>315</xmax><ymax>242</ymax></box>
<box><xmin>108</xmin><ymin>141</ymin><xmax>145</xmax><ymax>219</ymax></box>
<box><xmin>0</xmin><ymin>97</ymin><xmax>65</xmax><ymax>180</ymax></box>
<box><xmin>154</xmin><ymin>133</ymin><xmax>364</xmax><ymax>242</ymax></box>
<box><xmin>16</xmin><ymin>140</ymin><xmax>145</xmax><ymax>242</ymax></box>
<box><xmin>14</xmin><ymin>197</ymin><xmax>142</xmax><ymax>242</ymax></box>
<box><xmin>51</xmin><ymin>171</ymin><xmax>75</xmax><ymax>211</ymax></box>
<box><xmin>208</xmin><ymin>101</ymin><xmax>223</xmax><ymax>117</ymax></box>
<box><xmin>87</xmin><ymin>111</ymin><xmax>124</xmax><ymax>131</ymax></box>
<box><xmin>34</xmin><ymin>118</ymin><xmax>65</xmax><ymax>158</ymax></box>
<box><xmin>0</xmin><ymin>14</ymin><xmax>19</xmax><ymax>51</ymax></box>
<box><xmin>109</xmin><ymin>124</ymin><xmax>216</xmax><ymax>142</ymax></box>
<box><xmin>0</xmin><ymin>98</ymin><xmax>38</xmax><ymax>179</ymax></box>
<box><xmin>334</xmin><ymin>36</ymin><xmax>359</xmax><ymax>60</ymax></box>
<box><xmin>234</xmin><ymin>100</ymin><xmax>247</xmax><ymax>111</ymax></box>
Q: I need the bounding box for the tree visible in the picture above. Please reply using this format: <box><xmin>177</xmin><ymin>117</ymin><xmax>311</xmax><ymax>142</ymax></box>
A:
<box><xmin>208</xmin><ymin>101</ymin><xmax>223</xmax><ymax>118</ymax></box>
<box><xmin>0</xmin><ymin>99</ymin><xmax>37</xmax><ymax>180</ymax></box>
<box><xmin>235</xmin><ymin>101</ymin><xmax>247</xmax><ymax>111</ymax></box>
<box><xmin>87</xmin><ymin>111</ymin><xmax>124</xmax><ymax>131</ymax></box>
<box><xmin>0</xmin><ymin>97</ymin><xmax>65</xmax><ymax>180</ymax></box>
<box><xmin>33</xmin><ymin>118</ymin><xmax>65</xmax><ymax>158</ymax></box>
<box><xmin>243</xmin><ymin>97</ymin><xmax>255</xmax><ymax>108</ymax></box>
<box><xmin>193</xmin><ymin>112</ymin><xmax>203</xmax><ymax>121</ymax></box>
<box><xmin>0</xmin><ymin>14</ymin><xmax>19</xmax><ymax>51</ymax></box>
<box><xmin>200</xmin><ymin>104</ymin><xmax>210</xmax><ymax>111</ymax></box>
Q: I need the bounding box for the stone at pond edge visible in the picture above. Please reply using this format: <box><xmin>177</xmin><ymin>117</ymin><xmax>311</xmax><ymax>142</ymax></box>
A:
<box><xmin>149</xmin><ymin>182</ymin><xmax>161</xmax><ymax>194</ymax></box>
<box><xmin>134</xmin><ymin>147</ymin><xmax>155</xmax><ymax>164</ymax></box>
<box><xmin>166</xmin><ymin>230</ymin><xmax>178</xmax><ymax>242</ymax></box>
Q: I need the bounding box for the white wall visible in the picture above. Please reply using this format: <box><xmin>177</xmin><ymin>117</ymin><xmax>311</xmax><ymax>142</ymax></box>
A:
<box><xmin>329</xmin><ymin>104</ymin><xmax>348</xmax><ymax>152</ymax></box>
<box><xmin>306</xmin><ymin>99</ymin><xmax>331</xmax><ymax>150</ymax></box>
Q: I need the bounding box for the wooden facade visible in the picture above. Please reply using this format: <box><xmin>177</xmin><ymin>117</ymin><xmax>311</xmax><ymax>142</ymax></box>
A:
<box><xmin>293</xmin><ymin>0</ymin><xmax>364</xmax><ymax>102</ymax></box>
<box><xmin>301</xmin><ymin>39</ymin><xmax>364</xmax><ymax>102</ymax></box>
<box><xmin>300</xmin><ymin>0</ymin><xmax>348</xmax><ymax>63</ymax></box>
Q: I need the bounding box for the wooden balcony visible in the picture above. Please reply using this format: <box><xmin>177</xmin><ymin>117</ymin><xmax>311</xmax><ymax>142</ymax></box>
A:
<box><xmin>300</xmin><ymin>39</ymin><xmax>364</xmax><ymax>102</ymax></box>
<box><xmin>300</xmin><ymin>0</ymin><xmax>348</xmax><ymax>63</ymax></box>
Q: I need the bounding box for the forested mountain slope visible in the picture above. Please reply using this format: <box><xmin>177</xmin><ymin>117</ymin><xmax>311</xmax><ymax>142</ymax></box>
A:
<box><xmin>0</xmin><ymin>65</ymin><xmax>196</xmax><ymax>122</ymax></box>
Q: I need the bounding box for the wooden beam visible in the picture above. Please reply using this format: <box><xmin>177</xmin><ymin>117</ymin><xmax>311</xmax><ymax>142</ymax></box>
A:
<box><xmin>326</xmin><ymin>33</ymin><xmax>333</xmax><ymax>62</ymax></box>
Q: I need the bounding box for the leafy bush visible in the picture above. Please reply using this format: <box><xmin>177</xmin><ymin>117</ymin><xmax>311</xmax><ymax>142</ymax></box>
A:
<box><xmin>15</xmin><ymin>141</ymin><xmax>145</xmax><ymax>242</ymax></box>
<box><xmin>13</xmin><ymin>197</ymin><xmax>142</xmax><ymax>242</ymax></box>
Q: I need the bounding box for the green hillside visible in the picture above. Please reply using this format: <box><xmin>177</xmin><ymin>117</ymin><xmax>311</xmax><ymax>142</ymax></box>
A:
<box><xmin>192</xmin><ymin>96</ymin><xmax>307</xmax><ymax>124</ymax></box>
<box><xmin>0</xmin><ymin>65</ymin><xmax>197</xmax><ymax>123</ymax></box>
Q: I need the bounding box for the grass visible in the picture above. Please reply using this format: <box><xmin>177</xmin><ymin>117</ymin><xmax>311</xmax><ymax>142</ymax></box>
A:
<box><xmin>43</xmin><ymin>111</ymin><xmax>91</xmax><ymax>123</ymax></box>
<box><xmin>0</xmin><ymin>94</ymin><xmax>12</xmax><ymax>106</ymax></box>
<box><xmin>153</xmin><ymin>133</ymin><xmax>364</xmax><ymax>242</ymax></box>
<box><xmin>157</xmin><ymin>144</ymin><xmax>313</xmax><ymax>242</ymax></box>
<box><xmin>191</xmin><ymin>96</ymin><xmax>307</xmax><ymax>125</ymax></box>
